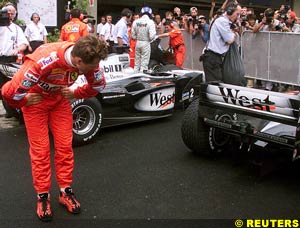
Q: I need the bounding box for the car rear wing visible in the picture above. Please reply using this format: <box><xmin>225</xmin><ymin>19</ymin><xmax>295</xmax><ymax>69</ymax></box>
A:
<box><xmin>199</xmin><ymin>82</ymin><xmax>300</xmax><ymax>127</ymax></box>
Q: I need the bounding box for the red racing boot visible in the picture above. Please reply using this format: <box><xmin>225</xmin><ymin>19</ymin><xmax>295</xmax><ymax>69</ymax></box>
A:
<box><xmin>36</xmin><ymin>193</ymin><xmax>53</xmax><ymax>221</ymax></box>
<box><xmin>59</xmin><ymin>187</ymin><xmax>81</xmax><ymax>214</ymax></box>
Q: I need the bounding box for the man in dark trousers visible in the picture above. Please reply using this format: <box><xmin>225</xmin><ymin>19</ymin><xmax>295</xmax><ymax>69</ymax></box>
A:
<box><xmin>202</xmin><ymin>2</ymin><xmax>241</xmax><ymax>82</ymax></box>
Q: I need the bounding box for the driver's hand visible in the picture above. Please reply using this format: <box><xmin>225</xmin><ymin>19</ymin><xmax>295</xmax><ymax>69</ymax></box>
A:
<box><xmin>25</xmin><ymin>93</ymin><xmax>43</xmax><ymax>106</ymax></box>
<box><xmin>61</xmin><ymin>87</ymin><xmax>75</xmax><ymax>99</ymax></box>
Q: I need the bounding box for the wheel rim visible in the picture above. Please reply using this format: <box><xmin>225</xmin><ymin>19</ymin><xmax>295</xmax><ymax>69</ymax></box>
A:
<box><xmin>72</xmin><ymin>105</ymin><xmax>96</xmax><ymax>135</ymax></box>
<box><xmin>211</xmin><ymin>113</ymin><xmax>232</xmax><ymax>147</ymax></box>
<box><xmin>152</xmin><ymin>64</ymin><xmax>162</xmax><ymax>72</ymax></box>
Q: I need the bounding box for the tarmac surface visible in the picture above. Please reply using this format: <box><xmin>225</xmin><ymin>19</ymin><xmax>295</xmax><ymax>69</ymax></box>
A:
<box><xmin>1</xmin><ymin>106</ymin><xmax>300</xmax><ymax>228</ymax></box>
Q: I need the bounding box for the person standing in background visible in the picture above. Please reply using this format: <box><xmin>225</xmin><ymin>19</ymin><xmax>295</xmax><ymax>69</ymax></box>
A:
<box><xmin>24</xmin><ymin>13</ymin><xmax>48</xmax><ymax>54</ymax></box>
<box><xmin>157</xmin><ymin>19</ymin><xmax>185</xmax><ymax>68</ymax></box>
<box><xmin>113</xmin><ymin>8</ymin><xmax>133</xmax><ymax>46</ymax></box>
<box><xmin>59</xmin><ymin>8</ymin><xmax>89</xmax><ymax>42</ymax></box>
<box><xmin>131</xmin><ymin>7</ymin><xmax>156</xmax><ymax>72</ymax></box>
<box><xmin>0</xmin><ymin>3</ymin><xmax>29</xmax><ymax>118</ymax></box>
<box><xmin>0</xmin><ymin>3</ymin><xmax>28</xmax><ymax>59</ymax></box>
<box><xmin>128</xmin><ymin>13</ymin><xmax>140</xmax><ymax>68</ymax></box>
<box><xmin>99</xmin><ymin>14</ymin><xmax>115</xmax><ymax>52</ymax></box>
<box><xmin>96</xmin><ymin>16</ymin><xmax>106</xmax><ymax>36</ymax></box>
<box><xmin>202</xmin><ymin>2</ymin><xmax>241</xmax><ymax>82</ymax></box>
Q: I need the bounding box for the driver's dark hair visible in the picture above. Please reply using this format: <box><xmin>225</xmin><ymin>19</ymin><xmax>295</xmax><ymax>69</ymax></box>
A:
<box><xmin>71</xmin><ymin>35</ymin><xmax>108</xmax><ymax>64</ymax></box>
<box><xmin>121</xmin><ymin>8</ymin><xmax>132</xmax><ymax>18</ymax></box>
<box><xmin>70</xmin><ymin>8</ymin><xmax>81</xmax><ymax>19</ymax></box>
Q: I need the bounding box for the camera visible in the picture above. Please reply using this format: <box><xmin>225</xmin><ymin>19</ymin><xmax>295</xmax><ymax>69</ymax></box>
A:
<box><xmin>87</xmin><ymin>18</ymin><xmax>96</xmax><ymax>25</ymax></box>
<box><xmin>279</xmin><ymin>13</ymin><xmax>288</xmax><ymax>21</ymax></box>
<box><xmin>174</xmin><ymin>13</ymin><xmax>182</xmax><ymax>21</ymax></box>
<box><xmin>83</xmin><ymin>15</ymin><xmax>96</xmax><ymax>25</ymax></box>
<box><xmin>0</xmin><ymin>9</ymin><xmax>9</xmax><ymax>26</ymax></box>
<box><xmin>240</xmin><ymin>15</ymin><xmax>247</xmax><ymax>26</ymax></box>
<box><xmin>187</xmin><ymin>14</ymin><xmax>197</xmax><ymax>23</ymax></box>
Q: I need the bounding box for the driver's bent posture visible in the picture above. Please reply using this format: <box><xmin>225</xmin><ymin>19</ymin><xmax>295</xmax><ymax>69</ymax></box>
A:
<box><xmin>1</xmin><ymin>35</ymin><xmax>108</xmax><ymax>221</ymax></box>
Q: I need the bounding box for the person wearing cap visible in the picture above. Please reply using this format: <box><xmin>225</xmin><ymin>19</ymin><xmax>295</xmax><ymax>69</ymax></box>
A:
<box><xmin>192</xmin><ymin>15</ymin><xmax>209</xmax><ymax>43</ymax></box>
<box><xmin>157</xmin><ymin>19</ymin><xmax>186</xmax><ymax>68</ymax></box>
<box><xmin>131</xmin><ymin>6</ymin><xmax>156</xmax><ymax>73</ymax></box>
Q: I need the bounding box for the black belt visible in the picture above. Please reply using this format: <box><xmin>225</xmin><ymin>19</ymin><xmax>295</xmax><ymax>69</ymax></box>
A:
<box><xmin>206</xmin><ymin>49</ymin><xmax>225</xmax><ymax>57</ymax></box>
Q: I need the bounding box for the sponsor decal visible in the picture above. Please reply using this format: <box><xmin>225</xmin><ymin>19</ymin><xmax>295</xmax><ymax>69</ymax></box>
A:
<box><xmin>182</xmin><ymin>88</ymin><xmax>195</xmax><ymax>101</ymax></box>
<box><xmin>134</xmin><ymin>87</ymin><xmax>175</xmax><ymax>111</ymax></box>
<box><xmin>24</xmin><ymin>69</ymin><xmax>39</xmax><ymax>83</ymax></box>
<box><xmin>150</xmin><ymin>92</ymin><xmax>175</xmax><ymax>109</ymax></box>
<box><xmin>38</xmin><ymin>81</ymin><xmax>61</xmax><ymax>91</ymax></box>
<box><xmin>94</xmin><ymin>69</ymin><xmax>103</xmax><ymax>81</ymax></box>
<box><xmin>182</xmin><ymin>91</ymin><xmax>189</xmax><ymax>101</ymax></box>
<box><xmin>102</xmin><ymin>64</ymin><xmax>122</xmax><ymax>73</ymax></box>
<box><xmin>38</xmin><ymin>52</ymin><xmax>59</xmax><ymax>70</ymax></box>
<box><xmin>69</xmin><ymin>72</ymin><xmax>78</xmax><ymax>81</ymax></box>
<box><xmin>103</xmin><ymin>94</ymin><xmax>126</xmax><ymax>99</ymax></box>
<box><xmin>47</xmin><ymin>68</ymin><xmax>65</xmax><ymax>80</ymax></box>
<box><xmin>119</xmin><ymin>56</ymin><xmax>129</xmax><ymax>62</ymax></box>
<box><xmin>47</xmin><ymin>74</ymin><xmax>64</xmax><ymax>80</ymax></box>
<box><xmin>109</xmin><ymin>74</ymin><xmax>124</xmax><ymax>80</ymax></box>
<box><xmin>13</xmin><ymin>93</ymin><xmax>27</xmax><ymax>101</ymax></box>
<box><xmin>218</xmin><ymin>87</ymin><xmax>276</xmax><ymax>112</ymax></box>
<box><xmin>21</xmin><ymin>80</ymin><xmax>35</xmax><ymax>88</ymax></box>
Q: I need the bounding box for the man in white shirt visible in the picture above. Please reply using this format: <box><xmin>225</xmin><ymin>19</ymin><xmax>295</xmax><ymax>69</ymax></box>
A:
<box><xmin>0</xmin><ymin>3</ymin><xmax>28</xmax><ymax>118</ymax></box>
<box><xmin>100</xmin><ymin>14</ymin><xmax>115</xmax><ymax>52</ymax></box>
<box><xmin>96</xmin><ymin>16</ymin><xmax>106</xmax><ymax>36</ymax></box>
<box><xmin>0</xmin><ymin>3</ymin><xmax>28</xmax><ymax>60</ymax></box>
<box><xmin>24</xmin><ymin>13</ymin><xmax>48</xmax><ymax>54</ymax></box>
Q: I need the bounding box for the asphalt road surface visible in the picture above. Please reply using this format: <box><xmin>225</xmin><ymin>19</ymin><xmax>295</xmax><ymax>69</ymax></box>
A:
<box><xmin>1</xmin><ymin>110</ymin><xmax>300</xmax><ymax>228</ymax></box>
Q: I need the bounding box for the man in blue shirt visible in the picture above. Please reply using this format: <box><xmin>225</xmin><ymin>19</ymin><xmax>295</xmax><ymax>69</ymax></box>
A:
<box><xmin>202</xmin><ymin>2</ymin><xmax>241</xmax><ymax>82</ymax></box>
<box><xmin>113</xmin><ymin>8</ymin><xmax>132</xmax><ymax>46</ymax></box>
<box><xmin>192</xmin><ymin>15</ymin><xmax>209</xmax><ymax>43</ymax></box>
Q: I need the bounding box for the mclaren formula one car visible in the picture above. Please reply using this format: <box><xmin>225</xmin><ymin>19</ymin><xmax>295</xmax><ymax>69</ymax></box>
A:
<box><xmin>181</xmin><ymin>82</ymin><xmax>300</xmax><ymax>165</ymax></box>
<box><xmin>0</xmin><ymin>47</ymin><xmax>203</xmax><ymax>145</ymax></box>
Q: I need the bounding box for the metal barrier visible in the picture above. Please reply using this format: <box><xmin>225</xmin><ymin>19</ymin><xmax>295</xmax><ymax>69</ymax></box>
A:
<box><xmin>159</xmin><ymin>30</ymin><xmax>206</xmax><ymax>70</ymax></box>
<box><xmin>241</xmin><ymin>31</ymin><xmax>300</xmax><ymax>85</ymax></box>
<box><xmin>161</xmin><ymin>30</ymin><xmax>300</xmax><ymax>86</ymax></box>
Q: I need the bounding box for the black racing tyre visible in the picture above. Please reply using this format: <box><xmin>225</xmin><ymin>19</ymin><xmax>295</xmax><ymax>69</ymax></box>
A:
<box><xmin>181</xmin><ymin>98</ymin><xmax>237</xmax><ymax>156</ymax></box>
<box><xmin>148</xmin><ymin>59</ymin><xmax>163</xmax><ymax>72</ymax></box>
<box><xmin>208</xmin><ymin>111</ymin><xmax>238</xmax><ymax>153</ymax></box>
<box><xmin>181</xmin><ymin>98</ymin><xmax>210</xmax><ymax>155</ymax></box>
<box><xmin>71</xmin><ymin>98</ymin><xmax>102</xmax><ymax>146</ymax></box>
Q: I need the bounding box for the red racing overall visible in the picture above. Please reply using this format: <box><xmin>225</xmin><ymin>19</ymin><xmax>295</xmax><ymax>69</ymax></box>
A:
<box><xmin>168</xmin><ymin>26</ymin><xmax>186</xmax><ymax>68</ymax></box>
<box><xmin>1</xmin><ymin>42</ymin><xmax>105</xmax><ymax>193</ymax></box>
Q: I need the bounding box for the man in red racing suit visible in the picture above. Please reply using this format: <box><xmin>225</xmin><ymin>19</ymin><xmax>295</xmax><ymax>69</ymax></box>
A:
<box><xmin>1</xmin><ymin>35</ymin><xmax>108</xmax><ymax>221</ymax></box>
<box><xmin>157</xmin><ymin>19</ymin><xmax>186</xmax><ymax>68</ymax></box>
